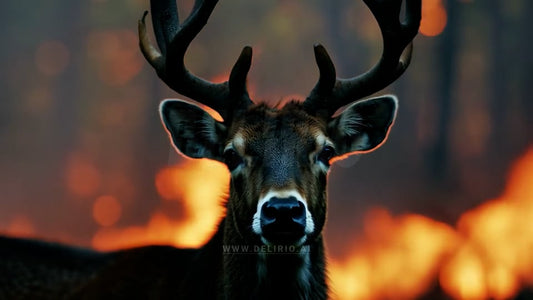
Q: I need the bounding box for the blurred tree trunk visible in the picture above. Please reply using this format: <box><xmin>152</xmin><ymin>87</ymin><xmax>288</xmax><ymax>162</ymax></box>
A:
<box><xmin>53</xmin><ymin>0</ymin><xmax>87</xmax><ymax>156</ymax></box>
<box><xmin>427</xmin><ymin>0</ymin><xmax>460</xmax><ymax>183</ymax></box>
<box><xmin>130</xmin><ymin>77</ymin><xmax>170</xmax><ymax>220</ymax></box>
<box><xmin>43</xmin><ymin>0</ymin><xmax>89</xmax><ymax>211</ymax></box>
<box><xmin>521</xmin><ymin>0</ymin><xmax>533</xmax><ymax>142</ymax></box>
<box><xmin>42</xmin><ymin>0</ymin><xmax>90</xmax><ymax>238</ymax></box>
<box><xmin>320</xmin><ymin>0</ymin><xmax>361</xmax><ymax>77</ymax></box>
<box><xmin>485</xmin><ymin>0</ymin><xmax>507</xmax><ymax>153</ymax></box>
<box><xmin>0</xmin><ymin>2</ymin><xmax>15</xmax><ymax>145</ymax></box>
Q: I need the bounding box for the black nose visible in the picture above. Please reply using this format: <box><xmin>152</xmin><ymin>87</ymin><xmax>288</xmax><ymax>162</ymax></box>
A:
<box><xmin>260</xmin><ymin>197</ymin><xmax>306</xmax><ymax>244</ymax></box>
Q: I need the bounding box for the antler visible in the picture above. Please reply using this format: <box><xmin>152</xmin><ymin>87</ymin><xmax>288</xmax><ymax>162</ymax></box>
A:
<box><xmin>138</xmin><ymin>0</ymin><xmax>253</xmax><ymax>122</ymax></box>
<box><xmin>304</xmin><ymin>0</ymin><xmax>421</xmax><ymax>118</ymax></box>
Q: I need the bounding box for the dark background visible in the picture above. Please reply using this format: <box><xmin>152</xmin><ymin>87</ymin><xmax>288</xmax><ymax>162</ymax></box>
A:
<box><xmin>1</xmin><ymin>0</ymin><xmax>532</xmax><ymax>297</ymax></box>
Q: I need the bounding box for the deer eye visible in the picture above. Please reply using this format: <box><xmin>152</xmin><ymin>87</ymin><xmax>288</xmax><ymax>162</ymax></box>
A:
<box><xmin>317</xmin><ymin>145</ymin><xmax>336</xmax><ymax>166</ymax></box>
<box><xmin>223</xmin><ymin>149</ymin><xmax>243</xmax><ymax>171</ymax></box>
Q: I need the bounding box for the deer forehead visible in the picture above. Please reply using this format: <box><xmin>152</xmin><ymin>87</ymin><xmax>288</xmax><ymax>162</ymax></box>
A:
<box><xmin>228</xmin><ymin>105</ymin><xmax>327</xmax><ymax>156</ymax></box>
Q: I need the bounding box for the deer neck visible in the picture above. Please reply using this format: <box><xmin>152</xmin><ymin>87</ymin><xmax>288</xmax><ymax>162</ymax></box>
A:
<box><xmin>220</xmin><ymin>210</ymin><xmax>328</xmax><ymax>300</ymax></box>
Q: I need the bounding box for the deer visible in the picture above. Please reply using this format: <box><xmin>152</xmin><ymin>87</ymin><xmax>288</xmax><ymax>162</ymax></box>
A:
<box><xmin>0</xmin><ymin>0</ymin><xmax>420</xmax><ymax>298</ymax></box>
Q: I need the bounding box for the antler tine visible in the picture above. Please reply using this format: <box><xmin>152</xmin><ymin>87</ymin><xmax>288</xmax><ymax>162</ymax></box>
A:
<box><xmin>309</xmin><ymin>44</ymin><xmax>337</xmax><ymax>99</ymax></box>
<box><xmin>304</xmin><ymin>0</ymin><xmax>421</xmax><ymax>118</ymax></box>
<box><xmin>150</xmin><ymin>0</ymin><xmax>180</xmax><ymax>56</ymax></box>
<box><xmin>138</xmin><ymin>0</ymin><xmax>253</xmax><ymax>122</ymax></box>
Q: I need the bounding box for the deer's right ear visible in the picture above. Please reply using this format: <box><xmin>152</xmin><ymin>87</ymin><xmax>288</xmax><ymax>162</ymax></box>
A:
<box><xmin>160</xmin><ymin>99</ymin><xmax>227</xmax><ymax>161</ymax></box>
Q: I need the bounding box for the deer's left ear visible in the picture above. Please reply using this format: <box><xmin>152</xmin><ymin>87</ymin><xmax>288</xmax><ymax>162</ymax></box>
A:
<box><xmin>327</xmin><ymin>95</ymin><xmax>398</xmax><ymax>155</ymax></box>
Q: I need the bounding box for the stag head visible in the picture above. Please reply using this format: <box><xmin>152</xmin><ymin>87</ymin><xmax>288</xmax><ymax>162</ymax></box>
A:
<box><xmin>139</xmin><ymin>0</ymin><xmax>420</xmax><ymax>248</ymax></box>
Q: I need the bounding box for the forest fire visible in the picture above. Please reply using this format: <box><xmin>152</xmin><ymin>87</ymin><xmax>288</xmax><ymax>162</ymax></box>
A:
<box><xmin>328</xmin><ymin>210</ymin><xmax>458</xmax><ymax>299</ymax></box>
<box><xmin>87</xmin><ymin>146</ymin><xmax>532</xmax><ymax>299</ymax></box>
<box><xmin>2</xmin><ymin>0</ymin><xmax>531</xmax><ymax>297</ymax></box>
<box><xmin>330</xmin><ymin>147</ymin><xmax>533</xmax><ymax>299</ymax></box>
<box><xmin>1</xmin><ymin>145</ymin><xmax>531</xmax><ymax>298</ymax></box>
<box><xmin>439</xmin><ymin>147</ymin><xmax>533</xmax><ymax>300</ymax></box>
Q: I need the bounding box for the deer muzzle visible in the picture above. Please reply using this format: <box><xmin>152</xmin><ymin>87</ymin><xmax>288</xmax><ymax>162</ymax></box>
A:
<box><xmin>260</xmin><ymin>196</ymin><xmax>307</xmax><ymax>245</ymax></box>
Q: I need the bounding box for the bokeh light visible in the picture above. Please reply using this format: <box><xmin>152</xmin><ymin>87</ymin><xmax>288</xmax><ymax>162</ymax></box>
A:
<box><xmin>65</xmin><ymin>153</ymin><xmax>101</xmax><ymax>198</ymax></box>
<box><xmin>87</xmin><ymin>30</ymin><xmax>143</xmax><ymax>86</ymax></box>
<box><xmin>4</xmin><ymin>215</ymin><xmax>36</xmax><ymax>238</ymax></box>
<box><xmin>420</xmin><ymin>0</ymin><xmax>447</xmax><ymax>37</ymax></box>
<box><xmin>35</xmin><ymin>40</ymin><xmax>70</xmax><ymax>76</ymax></box>
<box><xmin>92</xmin><ymin>195</ymin><xmax>122</xmax><ymax>227</ymax></box>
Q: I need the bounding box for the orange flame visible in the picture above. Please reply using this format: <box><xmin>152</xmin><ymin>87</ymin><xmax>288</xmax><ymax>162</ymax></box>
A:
<box><xmin>86</xmin><ymin>146</ymin><xmax>533</xmax><ymax>299</ymax></box>
<box><xmin>331</xmin><ymin>147</ymin><xmax>533</xmax><ymax>299</ymax></box>
<box><xmin>329</xmin><ymin>209</ymin><xmax>458</xmax><ymax>299</ymax></box>
<box><xmin>92</xmin><ymin>159</ymin><xmax>228</xmax><ymax>251</ymax></box>
<box><xmin>440</xmin><ymin>147</ymin><xmax>533</xmax><ymax>299</ymax></box>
